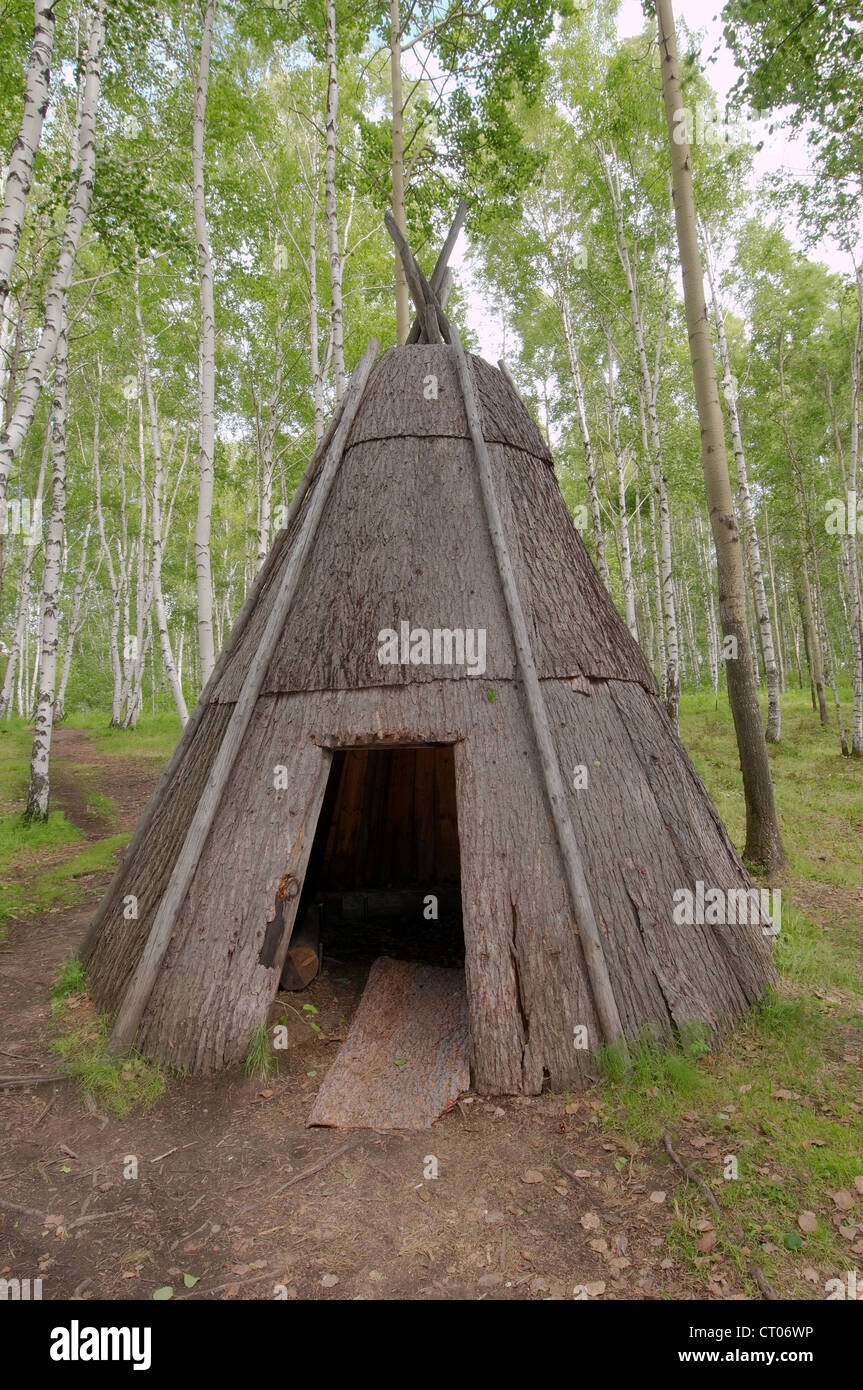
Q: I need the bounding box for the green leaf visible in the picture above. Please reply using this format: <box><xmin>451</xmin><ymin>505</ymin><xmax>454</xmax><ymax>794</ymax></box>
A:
<box><xmin>302</xmin><ymin>1003</ymin><xmax>318</xmax><ymax>1014</ymax></box>
<box><xmin>394</xmin><ymin>1055</ymin><xmax>407</xmax><ymax>1067</ymax></box>
<box><xmin>152</xmin><ymin>1285</ymin><xmax>174</xmax><ymax>1300</ymax></box>
<box><xmin>783</xmin><ymin>1232</ymin><xmax>803</xmax><ymax>1251</ymax></box>
<box><xmin>183</xmin><ymin>1273</ymin><xmax>200</xmax><ymax>1288</ymax></box>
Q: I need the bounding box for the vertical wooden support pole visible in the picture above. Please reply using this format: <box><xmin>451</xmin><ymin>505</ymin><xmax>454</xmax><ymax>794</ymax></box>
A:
<box><xmin>451</xmin><ymin>327</ymin><xmax>628</xmax><ymax>1056</ymax></box>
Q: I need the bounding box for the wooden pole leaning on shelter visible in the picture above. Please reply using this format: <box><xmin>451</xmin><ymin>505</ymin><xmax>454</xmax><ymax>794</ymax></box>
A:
<box><xmin>384</xmin><ymin>215</ymin><xmax>628</xmax><ymax>1056</ymax></box>
<box><xmin>450</xmin><ymin>326</ymin><xmax>628</xmax><ymax>1057</ymax></box>
<box><xmin>405</xmin><ymin>201</ymin><xmax>466</xmax><ymax>344</ymax></box>
<box><xmin>104</xmin><ymin>339</ymin><xmax>379</xmax><ymax>1057</ymax></box>
<box><xmin>82</xmin><ymin>396</ymin><xmax>353</xmax><ymax>966</ymax></box>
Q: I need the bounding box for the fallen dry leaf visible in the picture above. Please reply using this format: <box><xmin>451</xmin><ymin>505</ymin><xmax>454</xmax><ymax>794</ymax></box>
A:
<box><xmin>583</xmin><ymin>1280</ymin><xmax>606</xmax><ymax>1297</ymax></box>
<box><xmin>649</xmin><ymin>1191</ymin><xmax>667</xmax><ymax>1205</ymax></box>
<box><xmin>580</xmin><ymin>1211</ymin><xmax>601</xmax><ymax>1231</ymax></box>
<box><xmin>832</xmin><ymin>1190</ymin><xmax>854</xmax><ymax>1211</ymax></box>
<box><xmin>798</xmin><ymin>1211</ymin><xmax>818</xmax><ymax>1234</ymax></box>
<box><xmin>698</xmin><ymin>1231</ymin><xmax>717</xmax><ymax>1253</ymax></box>
<box><xmin>522</xmin><ymin>1170</ymin><xmax>544</xmax><ymax>1185</ymax></box>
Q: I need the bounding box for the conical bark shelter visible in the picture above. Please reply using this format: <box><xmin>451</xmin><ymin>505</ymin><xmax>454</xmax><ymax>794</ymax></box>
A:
<box><xmin>83</xmin><ymin>335</ymin><xmax>776</xmax><ymax>1092</ymax></box>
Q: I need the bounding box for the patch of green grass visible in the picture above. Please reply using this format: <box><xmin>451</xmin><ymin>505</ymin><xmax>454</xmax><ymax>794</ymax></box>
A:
<box><xmin>245</xmin><ymin>1021</ymin><xmax>279</xmax><ymax>1081</ymax></box>
<box><xmin>65</xmin><ymin>709</ymin><xmax>179</xmax><ymax>761</ymax></box>
<box><xmin>0</xmin><ymin>831</ymin><xmax>128</xmax><ymax>938</ymax></box>
<box><xmin>52</xmin><ymin>956</ymin><xmax>87</xmax><ymax>1000</ymax></box>
<box><xmin>602</xmin><ymin>688</ymin><xmax>863</xmax><ymax>1297</ymax></box>
<box><xmin>50</xmin><ymin>991</ymin><xmax>165</xmax><ymax>1116</ymax></box>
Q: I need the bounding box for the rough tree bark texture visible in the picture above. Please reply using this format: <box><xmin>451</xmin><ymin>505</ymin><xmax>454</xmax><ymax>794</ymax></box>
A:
<box><xmin>0</xmin><ymin>2</ymin><xmax>104</xmax><ymax>511</ymax></box>
<box><xmin>25</xmin><ymin>308</ymin><xmax>67</xmax><ymax>820</ymax></box>
<box><xmin>85</xmin><ymin>346</ymin><xmax>775</xmax><ymax>1085</ymax></box>
<box><xmin>657</xmin><ymin>0</ymin><xmax>783</xmax><ymax>871</ymax></box>
<box><xmin>191</xmin><ymin>0</ymin><xmax>217</xmax><ymax>686</ymax></box>
<box><xmin>0</xmin><ymin>0</ymin><xmax>57</xmax><ymax>315</ymax></box>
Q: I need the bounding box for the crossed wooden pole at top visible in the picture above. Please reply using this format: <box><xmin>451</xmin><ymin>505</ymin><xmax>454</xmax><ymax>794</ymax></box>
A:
<box><xmin>385</xmin><ymin>201</ymin><xmax>467</xmax><ymax>346</ymax></box>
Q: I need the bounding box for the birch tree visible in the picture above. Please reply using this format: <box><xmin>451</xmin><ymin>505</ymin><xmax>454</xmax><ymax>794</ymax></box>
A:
<box><xmin>0</xmin><ymin>0</ymin><xmax>58</xmax><ymax>317</ymax></box>
<box><xmin>188</xmin><ymin>0</ymin><xmax>217</xmax><ymax>685</ymax></box>
<box><xmin>324</xmin><ymin>0</ymin><xmax>345</xmax><ymax>401</ymax></box>
<box><xmin>0</xmin><ymin>2</ymin><xmax>105</xmax><ymax>515</ymax></box>
<box><xmin>24</xmin><ymin>306</ymin><xmax>68</xmax><ymax>820</ymax></box>
<box><xmin>657</xmin><ymin>0</ymin><xmax>783</xmax><ymax>871</ymax></box>
<box><xmin>703</xmin><ymin>225</ymin><xmax>782</xmax><ymax>742</ymax></box>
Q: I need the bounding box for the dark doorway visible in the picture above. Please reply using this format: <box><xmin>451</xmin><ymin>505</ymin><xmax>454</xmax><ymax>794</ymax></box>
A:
<box><xmin>289</xmin><ymin>745</ymin><xmax>463</xmax><ymax>978</ymax></box>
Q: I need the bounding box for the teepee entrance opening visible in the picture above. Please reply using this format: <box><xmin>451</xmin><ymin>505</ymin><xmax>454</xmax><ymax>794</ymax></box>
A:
<box><xmin>285</xmin><ymin>743</ymin><xmax>464</xmax><ymax>985</ymax></box>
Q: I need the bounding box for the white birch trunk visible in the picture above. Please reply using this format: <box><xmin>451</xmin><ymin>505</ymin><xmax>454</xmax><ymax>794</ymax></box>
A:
<box><xmin>0</xmin><ymin>3</ymin><xmax>104</xmax><ymax>512</ymax></box>
<box><xmin>0</xmin><ymin>0</ymin><xmax>58</xmax><ymax>315</ymax></box>
<box><xmin>25</xmin><ymin>306</ymin><xmax>67</xmax><ymax>820</ymax></box>
<box><xmin>190</xmin><ymin>0</ymin><xmax>217</xmax><ymax>686</ymax></box>
<box><xmin>390</xmin><ymin>0</ymin><xmax>409</xmax><ymax>344</ymax></box>
<box><xmin>136</xmin><ymin>295</ymin><xmax>188</xmax><ymax>725</ymax></box>
<box><xmin>0</xmin><ymin>417</ymin><xmax>49</xmax><ymax>717</ymax></box>
<box><xmin>324</xmin><ymin>0</ymin><xmax>345</xmax><ymax>403</ymax></box>
<box><xmin>601</xmin><ymin>141</ymin><xmax>679</xmax><ymax>719</ymax></box>
<box><xmin>604</xmin><ymin>336</ymin><xmax>637</xmax><ymax>639</ymax></box>
<box><xmin>559</xmin><ymin>296</ymin><xmax>610</xmax><ymax>590</ymax></box>
<box><xmin>54</xmin><ymin>519</ymin><xmax>91</xmax><ymax>723</ymax></box>
<box><xmin>703</xmin><ymin>226</ymin><xmax>781</xmax><ymax>741</ymax></box>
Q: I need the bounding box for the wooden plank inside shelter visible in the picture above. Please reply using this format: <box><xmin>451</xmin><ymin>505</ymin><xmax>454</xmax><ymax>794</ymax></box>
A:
<box><xmin>307</xmin><ymin>957</ymin><xmax>469</xmax><ymax>1130</ymax></box>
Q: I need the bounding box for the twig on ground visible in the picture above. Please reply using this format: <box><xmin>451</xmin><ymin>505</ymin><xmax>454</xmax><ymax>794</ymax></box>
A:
<box><xmin>0</xmin><ymin>1074</ymin><xmax>67</xmax><ymax>1087</ymax></box>
<box><xmin>662</xmin><ymin>1131</ymin><xmax>721</xmax><ymax>1216</ymax></box>
<box><xmin>0</xmin><ymin>1196</ymin><xmax>48</xmax><ymax>1222</ymax></box>
<box><xmin>555</xmin><ymin>1160</ymin><xmax>623</xmax><ymax>1223</ymax></box>
<box><xmin>748</xmin><ymin>1264</ymin><xmax>780</xmax><ymax>1301</ymax></box>
<box><xmin>236</xmin><ymin>1140</ymin><xmax>361</xmax><ymax>1215</ymax></box>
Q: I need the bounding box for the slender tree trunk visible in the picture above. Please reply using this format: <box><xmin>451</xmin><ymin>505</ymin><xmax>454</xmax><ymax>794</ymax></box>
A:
<box><xmin>657</xmin><ymin>0</ymin><xmax>783</xmax><ymax>870</ymax></box>
<box><xmin>0</xmin><ymin>418</ymin><xmax>49</xmax><ymax>717</ymax></box>
<box><xmin>603</xmin><ymin>146</ymin><xmax>679</xmax><ymax>719</ymax></box>
<box><xmin>0</xmin><ymin>0</ymin><xmax>58</xmax><ymax>317</ymax></box>
<box><xmin>94</xmin><ymin>439</ymin><xmax>124</xmax><ymax>725</ymax></box>
<box><xmin>190</xmin><ymin>0</ymin><xmax>217</xmax><ymax>685</ymax></box>
<box><xmin>703</xmin><ymin>226</ymin><xmax>781</xmax><ymax>741</ymax></box>
<box><xmin>136</xmin><ymin>295</ymin><xmax>188</xmax><ymax>725</ymax></box>
<box><xmin>324</xmin><ymin>0</ymin><xmax>345</xmax><ymax>402</ymax></box>
<box><xmin>390</xmin><ymin>0</ymin><xmax>409</xmax><ymax>344</ymax></box>
<box><xmin>54</xmin><ymin>520</ymin><xmax>91</xmax><ymax>722</ymax></box>
<box><xmin>695</xmin><ymin>510</ymin><xmax>720</xmax><ymax>696</ymax></box>
<box><xmin>25</xmin><ymin>307</ymin><xmax>67</xmax><ymax>820</ymax></box>
<box><xmin>0</xmin><ymin>3</ymin><xmax>104</xmax><ymax>513</ymax></box>
<box><xmin>843</xmin><ymin>267</ymin><xmax>863</xmax><ymax>753</ymax></box>
<box><xmin>763</xmin><ymin>509</ymin><xmax>785</xmax><ymax>692</ymax></box>
<box><xmin>559</xmin><ymin>297</ymin><xmax>610</xmax><ymax>589</ymax></box>
<box><xmin>605</xmin><ymin>339</ymin><xmax>638</xmax><ymax>640</ymax></box>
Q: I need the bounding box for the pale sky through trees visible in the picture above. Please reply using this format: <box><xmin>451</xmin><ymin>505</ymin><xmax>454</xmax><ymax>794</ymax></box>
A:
<box><xmin>459</xmin><ymin>0</ymin><xmax>854</xmax><ymax>359</ymax></box>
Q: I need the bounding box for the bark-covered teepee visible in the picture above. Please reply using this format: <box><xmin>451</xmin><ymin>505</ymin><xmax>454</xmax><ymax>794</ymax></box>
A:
<box><xmin>83</xmin><ymin>210</ymin><xmax>776</xmax><ymax>1093</ymax></box>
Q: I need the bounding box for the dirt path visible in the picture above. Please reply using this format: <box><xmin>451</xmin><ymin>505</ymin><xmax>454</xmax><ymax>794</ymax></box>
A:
<box><xmin>0</xmin><ymin>731</ymin><xmax>849</xmax><ymax>1302</ymax></box>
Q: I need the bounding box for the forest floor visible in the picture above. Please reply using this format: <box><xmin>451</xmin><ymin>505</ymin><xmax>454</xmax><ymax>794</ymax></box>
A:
<box><xmin>0</xmin><ymin>693</ymin><xmax>861</xmax><ymax>1302</ymax></box>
